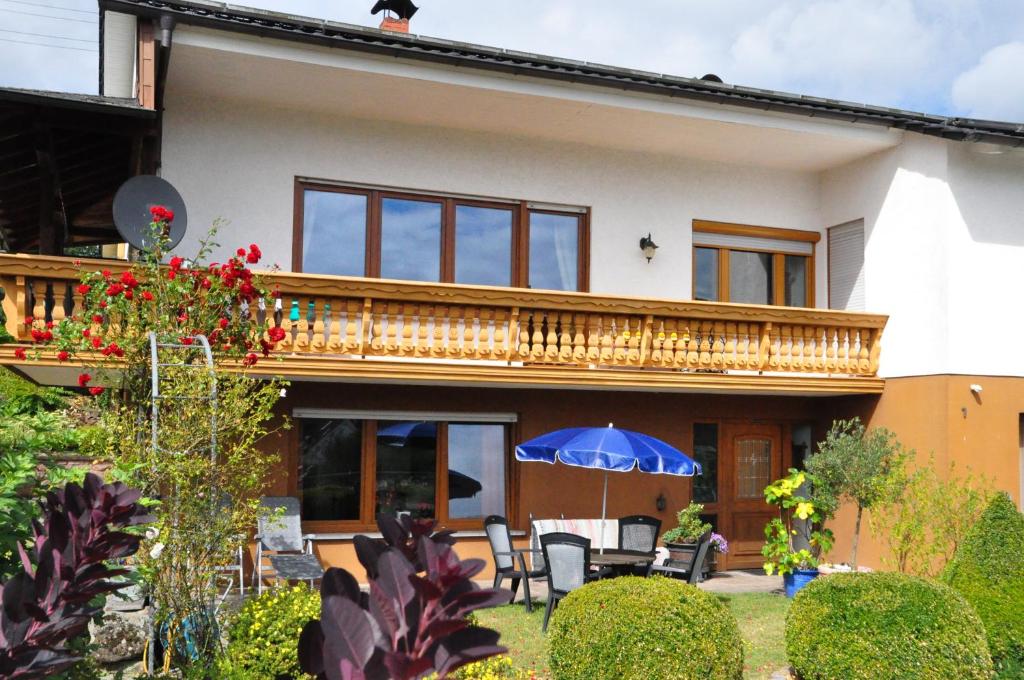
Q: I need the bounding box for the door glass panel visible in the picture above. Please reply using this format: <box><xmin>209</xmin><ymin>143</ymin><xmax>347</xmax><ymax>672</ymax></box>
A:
<box><xmin>692</xmin><ymin>423</ymin><xmax>718</xmax><ymax>503</ymax></box>
<box><xmin>729</xmin><ymin>251</ymin><xmax>773</xmax><ymax>304</ymax></box>
<box><xmin>302</xmin><ymin>190</ymin><xmax>367</xmax><ymax>276</ymax></box>
<box><xmin>694</xmin><ymin>248</ymin><xmax>719</xmax><ymax>301</ymax></box>
<box><xmin>784</xmin><ymin>255</ymin><xmax>808</xmax><ymax>307</ymax></box>
<box><xmin>375</xmin><ymin>421</ymin><xmax>437</xmax><ymax>518</ymax></box>
<box><xmin>381</xmin><ymin>198</ymin><xmax>442</xmax><ymax>281</ymax></box>
<box><xmin>454</xmin><ymin>205</ymin><xmax>513</xmax><ymax>286</ymax></box>
<box><xmin>736</xmin><ymin>437</ymin><xmax>772</xmax><ymax>499</ymax></box>
<box><xmin>300</xmin><ymin>419</ymin><xmax>362</xmax><ymax>521</ymax></box>
<box><xmin>447</xmin><ymin>424</ymin><xmax>506</xmax><ymax>519</ymax></box>
<box><xmin>529</xmin><ymin>212</ymin><xmax>579</xmax><ymax>291</ymax></box>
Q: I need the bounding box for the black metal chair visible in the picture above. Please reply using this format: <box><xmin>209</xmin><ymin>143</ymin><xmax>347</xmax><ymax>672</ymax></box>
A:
<box><xmin>484</xmin><ymin>515</ymin><xmax>546</xmax><ymax>613</ymax></box>
<box><xmin>618</xmin><ymin>514</ymin><xmax>662</xmax><ymax>576</ymax></box>
<box><xmin>651</xmin><ymin>530</ymin><xmax>712</xmax><ymax>584</ymax></box>
<box><xmin>540</xmin><ymin>532</ymin><xmax>602</xmax><ymax>632</ymax></box>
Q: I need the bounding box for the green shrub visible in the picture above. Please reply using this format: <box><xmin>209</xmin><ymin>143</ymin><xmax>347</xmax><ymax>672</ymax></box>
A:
<box><xmin>943</xmin><ymin>492</ymin><xmax>1024</xmax><ymax>677</ymax></box>
<box><xmin>548</xmin><ymin>576</ymin><xmax>743</xmax><ymax>680</ymax></box>
<box><xmin>787</xmin><ymin>572</ymin><xmax>993</xmax><ymax>680</ymax></box>
<box><xmin>217</xmin><ymin>584</ymin><xmax>320</xmax><ymax>679</ymax></box>
<box><xmin>426</xmin><ymin>655</ymin><xmax>528</xmax><ymax>679</ymax></box>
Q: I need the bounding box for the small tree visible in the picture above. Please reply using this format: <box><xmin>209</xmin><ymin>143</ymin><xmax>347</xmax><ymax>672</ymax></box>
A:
<box><xmin>805</xmin><ymin>418</ymin><xmax>909</xmax><ymax>568</ymax></box>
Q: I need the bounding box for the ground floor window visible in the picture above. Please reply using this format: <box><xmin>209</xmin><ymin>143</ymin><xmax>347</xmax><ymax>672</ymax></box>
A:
<box><xmin>299</xmin><ymin>417</ymin><xmax>508</xmax><ymax>530</ymax></box>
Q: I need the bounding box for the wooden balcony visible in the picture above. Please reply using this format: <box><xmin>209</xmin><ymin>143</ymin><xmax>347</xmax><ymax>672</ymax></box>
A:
<box><xmin>0</xmin><ymin>253</ymin><xmax>886</xmax><ymax>394</ymax></box>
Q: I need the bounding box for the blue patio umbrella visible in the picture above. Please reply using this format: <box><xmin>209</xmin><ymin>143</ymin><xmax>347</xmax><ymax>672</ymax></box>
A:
<box><xmin>515</xmin><ymin>424</ymin><xmax>701</xmax><ymax>553</ymax></box>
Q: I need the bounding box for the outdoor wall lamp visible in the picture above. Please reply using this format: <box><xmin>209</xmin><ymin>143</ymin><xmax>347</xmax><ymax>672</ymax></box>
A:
<box><xmin>656</xmin><ymin>492</ymin><xmax>667</xmax><ymax>512</ymax></box>
<box><xmin>639</xmin><ymin>233</ymin><xmax>659</xmax><ymax>262</ymax></box>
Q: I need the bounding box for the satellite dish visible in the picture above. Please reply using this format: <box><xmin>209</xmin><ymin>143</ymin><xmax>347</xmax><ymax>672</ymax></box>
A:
<box><xmin>113</xmin><ymin>175</ymin><xmax>188</xmax><ymax>251</ymax></box>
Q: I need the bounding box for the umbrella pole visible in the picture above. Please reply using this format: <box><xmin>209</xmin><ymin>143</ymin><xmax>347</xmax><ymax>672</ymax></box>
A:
<box><xmin>600</xmin><ymin>470</ymin><xmax>608</xmax><ymax>555</ymax></box>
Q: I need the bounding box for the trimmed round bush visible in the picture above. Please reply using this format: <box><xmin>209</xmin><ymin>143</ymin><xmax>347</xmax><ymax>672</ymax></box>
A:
<box><xmin>548</xmin><ymin>575</ymin><xmax>743</xmax><ymax>680</ymax></box>
<box><xmin>217</xmin><ymin>584</ymin><xmax>320</xmax><ymax>679</ymax></box>
<box><xmin>787</xmin><ymin>572</ymin><xmax>993</xmax><ymax>680</ymax></box>
<box><xmin>943</xmin><ymin>492</ymin><xmax>1024</xmax><ymax>676</ymax></box>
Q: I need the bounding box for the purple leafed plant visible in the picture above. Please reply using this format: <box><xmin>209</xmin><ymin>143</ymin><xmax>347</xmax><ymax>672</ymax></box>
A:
<box><xmin>298</xmin><ymin>514</ymin><xmax>512</xmax><ymax>680</ymax></box>
<box><xmin>0</xmin><ymin>473</ymin><xmax>153</xmax><ymax>679</ymax></box>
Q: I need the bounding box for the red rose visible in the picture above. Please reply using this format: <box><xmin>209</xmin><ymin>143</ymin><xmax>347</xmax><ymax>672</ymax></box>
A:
<box><xmin>23</xmin><ymin>316</ymin><xmax>33</xmax><ymax>326</ymax></box>
<box><xmin>88</xmin><ymin>386</ymin><xmax>105</xmax><ymax>396</ymax></box>
<box><xmin>30</xmin><ymin>329</ymin><xmax>45</xmax><ymax>343</ymax></box>
<box><xmin>43</xmin><ymin>330</ymin><xmax>52</xmax><ymax>341</ymax></box>
<box><xmin>82</xmin><ymin>329</ymin><xmax>90</xmax><ymax>337</ymax></box>
<box><xmin>14</xmin><ymin>348</ymin><xmax>26</xmax><ymax>360</ymax></box>
<box><xmin>236</xmin><ymin>248</ymin><xmax>246</xmax><ymax>257</ymax></box>
<box><xmin>99</xmin><ymin>301</ymin><xmax>107</xmax><ymax>309</ymax></box>
<box><xmin>169</xmin><ymin>256</ymin><xmax>184</xmax><ymax>270</ymax></box>
<box><xmin>180</xmin><ymin>337</ymin><xmax>194</xmax><ymax>346</ymax></box>
<box><xmin>92</xmin><ymin>314</ymin><xmax>104</xmax><ymax>324</ymax></box>
<box><xmin>199</xmin><ymin>277</ymin><xmax>211</xmax><ymax>290</ymax></box>
<box><xmin>242</xmin><ymin>352</ymin><xmax>258</xmax><ymax>367</ymax></box>
<box><xmin>57</xmin><ymin>350</ymin><xmax>69</xmax><ymax>361</ymax></box>
<box><xmin>142</xmin><ymin>290</ymin><xmax>154</xmax><ymax>301</ymax></box>
<box><xmin>78</xmin><ymin>373</ymin><xmax>91</xmax><ymax>387</ymax></box>
<box><xmin>102</xmin><ymin>269</ymin><xmax>111</xmax><ymax>279</ymax></box>
<box><xmin>268</xmin><ymin>326</ymin><xmax>286</xmax><ymax>343</ymax></box>
<box><xmin>219</xmin><ymin>317</ymin><xmax>230</xmax><ymax>329</ymax></box>
<box><xmin>106</xmin><ymin>283</ymin><xmax>124</xmax><ymax>297</ymax></box>
<box><xmin>91</xmin><ymin>336</ymin><xmax>103</xmax><ymax>349</ymax></box>
<box><xmin>120</xmin><ymin>271</ymin><xmax>139</xmax><ymax>288</ymax></box>
<box><xmin>124</xmin><ymin>290</ymin><xmax>134</xmax><ymax>300</ymax></box>
<box><xmin>177</xmin><ymin>313</ymin><xmax>188</xmax><ymax>323</ymax></box>
<box><xmin>149</xmin><ymin>205</ymin><xmax>174</xmax><ymax>223</ymax></box>
<box><xmin>271</xmin><ymin>289</ymin><xmax>281</xmax><ymax>299</ymax></box>
<box><xmin>76</xmin><ymin>284</ymin><xmax>90</xmax><ymax>295</ymax></box>
<box><xmin>167</xmin><ymin>270</ymin><xmax>177</xmax><ymax>280</ymax></box>
<box><xmin>238</xmin><ymin>282</ymin><xmax>255</xmax><ymax>300</ymax></box>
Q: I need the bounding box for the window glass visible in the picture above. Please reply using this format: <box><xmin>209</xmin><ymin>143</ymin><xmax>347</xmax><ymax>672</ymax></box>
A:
<box><xmin>692</xmin><ymin>423</ymin><xmax>718</xmax><ymax>504</ymax></box>
<box><xmin>300</xmin><ymin>419</ymin><xmax>362</xmax><ymax>521</ymax></box>
<box><xmin>454</xmin><ymin>205</ymin><xmax>513</xmax><ymax>286</ymax></box>
<box><xmin>694</xmin><ymin>248</ymin><xmax>719</xmax><ymax>301</ymax></box>
<box><xmin>447</xmin><ymin>424</ymin><xmax>506</xmax><ymax>519</ymax></box>
<box><xmin>784</xmin><ymin>255</ymin><xmax>808</xmax><ymax>307</ymax></box>
<box><xmin>381</xmin><ymin>198</ymin><xmax>442</xmax><ymax>281</ymax></box>
<box><xmin>529</xmin><ymin>212</ymin><xmax>579</xmax><ymax>291</ymax></box>
<box><xmin>736</xmin><ymin>437</ymin><xmax>772</xmax><ymax>499</ymax></box>
<box><xmin>303</xmin><ymin>190</ymin><xmax>367</xmax><ymax>276</ymax></box>
<box><xmin>375</xmin><ymin>421</ymin><xmax>437</xmax><ymax>518</ymax></box>
<box><xmin>729</xmin><ymin>250</ymin><xmax>773</xmax><ymax>304</ymax></box>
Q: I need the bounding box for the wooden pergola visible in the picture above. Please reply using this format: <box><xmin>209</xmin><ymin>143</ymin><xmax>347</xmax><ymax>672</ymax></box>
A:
<box><xmin>0</xmin><ymin>88</ymin><xmax>158</xmax><ymax>255</ymax></box>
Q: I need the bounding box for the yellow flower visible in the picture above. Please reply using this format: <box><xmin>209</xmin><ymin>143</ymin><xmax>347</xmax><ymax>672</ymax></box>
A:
<box><xmin>794</xmin><ymin>501</ymin><xmax>814</xmax><ymax>520</ymax></box>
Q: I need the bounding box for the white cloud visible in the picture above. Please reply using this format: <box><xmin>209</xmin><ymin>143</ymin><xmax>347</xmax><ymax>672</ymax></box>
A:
<box><xmin>951</xmin><ymin>42</ymin><xmax>1024</xmax><ymax>121</ymax></box>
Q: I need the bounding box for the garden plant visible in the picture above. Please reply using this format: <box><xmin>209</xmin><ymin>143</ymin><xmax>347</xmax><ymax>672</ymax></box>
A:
<box><xmin>547</xmin><ymin>576</ymin><xmax>743</xmax><ymax>680</ymax></box>
<box><xmin>943</xmin><ymin>492</ymin><xmax>1024</xmax><ymax>678</ymax></box>
<box><xmin>661</xmin><ymin>501</ymin><xmax>712</xmax><ymax>544</ymax></box>
<box><xmin>761</xmin><ymin>469</ymin><xmax>834</xmax><ymax>577</ymax></box>
<box><xmin>14</xmin><ymin>208</ymin><xmax>287</xmax><ymax>671</ymax></box>
<box><xmin>786</xmin><ymin>572</ymin><xmax>993</xmax><ymax>680</ymax></box>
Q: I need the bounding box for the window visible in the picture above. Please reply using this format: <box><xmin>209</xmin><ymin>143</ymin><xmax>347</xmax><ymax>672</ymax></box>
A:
<box><xmin>692</xmin><ymin>220</ymin><xmax>818</xmax><ymax>307</ymax></box>
<box><xmin>298</xmin><ymin>417</ymin><xmax>508</xmax><ymax>529</ymax></box>
<box><xmin>692</xmin><ymin>423</ymin><xmax>719</xmax><ymax>504</ymax></box>
<box><xmin>736</xmin><ymin>437</ymin><xmax>772</xmax><ymax>499</ymax></box>
<box><xmin>296</xmin><ymin>181</ymin><xmax>589</xmax><ymax>291</ymax></box>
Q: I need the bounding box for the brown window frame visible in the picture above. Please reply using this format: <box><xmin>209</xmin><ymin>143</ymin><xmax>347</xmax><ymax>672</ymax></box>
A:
<box><xmin>293</xmin><ymin>179</ymin><xmax>590</xmax><ymax>292</ymax></box>
<box><xmin>691</xmin><ymin>220</ymin><xmax>818</xmax><ymax>307</ymax></box>
<box><xmin>295</xmin><ymin>418</ymin><xmax>514</xmax><ymax>534</ymax></box>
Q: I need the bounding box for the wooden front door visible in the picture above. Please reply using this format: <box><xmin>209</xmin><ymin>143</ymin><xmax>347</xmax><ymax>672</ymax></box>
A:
<box><xmin>717</xmin><ymin>423</ymin><xmax>782</xmax><ymax>570</ymax></box>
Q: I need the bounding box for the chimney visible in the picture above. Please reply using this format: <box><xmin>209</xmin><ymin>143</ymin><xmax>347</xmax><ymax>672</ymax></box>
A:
<box><xmin>379</xmin><ymin>16</ymin><xmax>409</xmax><ymax>32</ymax></box>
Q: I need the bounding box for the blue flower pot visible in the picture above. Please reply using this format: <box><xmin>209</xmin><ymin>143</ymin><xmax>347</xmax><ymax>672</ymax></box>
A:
<box><xmin>784</xmin><ymin>568</ymin><xmax>819</xmax><ymax>598</ymax></box>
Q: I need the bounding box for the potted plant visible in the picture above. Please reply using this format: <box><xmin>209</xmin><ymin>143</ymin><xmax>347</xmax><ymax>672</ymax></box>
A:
<box><xmin>707</xmin><ymin>532</ymin><xmax>729</xmax><ymax>574</ymax></box>
<box><xmin>762</xmin><ymin>469</ymin><xmax>835</xmax><ymax>598</ymax></box>
<box><xmin>661</xmin><ymin>502</ymin><xmax>712</xmax><ymax>566</ymax></box>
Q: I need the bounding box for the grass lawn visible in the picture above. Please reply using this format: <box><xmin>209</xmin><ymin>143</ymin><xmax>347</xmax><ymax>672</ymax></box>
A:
<box><xmin>474</xmin><ymin>591</ymin><xmax>790</xmax><ymax>679</ymax></box>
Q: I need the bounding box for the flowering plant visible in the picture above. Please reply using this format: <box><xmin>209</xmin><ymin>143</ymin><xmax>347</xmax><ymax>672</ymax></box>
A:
<box><xmin>710</xmin><ymin>532</ymin><xmax>729</xmax><ymax>554</ymax></box>
<box><xmin>762</xmin><ymin>469</ymin><xmax>835</xmax><ymax>576</ymax></box>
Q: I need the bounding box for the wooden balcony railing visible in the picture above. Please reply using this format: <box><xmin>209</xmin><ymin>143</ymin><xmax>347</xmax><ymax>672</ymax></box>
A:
<box><xmin>0</xmin><ymin>254</ymin><xmax>887</xmax><ymax>390</ymax></box>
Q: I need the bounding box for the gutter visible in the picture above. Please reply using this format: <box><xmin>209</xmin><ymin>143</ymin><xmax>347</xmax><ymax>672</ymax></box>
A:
<box><xmin>96</xmin><ymin>0</ymin><xmax>1024</xmax><ymax>149</ymax></box>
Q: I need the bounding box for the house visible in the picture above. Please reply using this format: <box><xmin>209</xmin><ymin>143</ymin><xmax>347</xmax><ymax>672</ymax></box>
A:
<box><xmin>2</xmin><ymin>0</ymin><xmax>1023</xmax><ymax>576</ymax></box>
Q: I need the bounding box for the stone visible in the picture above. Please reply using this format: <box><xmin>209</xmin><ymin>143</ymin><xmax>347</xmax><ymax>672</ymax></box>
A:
<box><xmin>89</xmin><ymin>610</ymin><xmax>150</xmax><ymax>664</ymax></box>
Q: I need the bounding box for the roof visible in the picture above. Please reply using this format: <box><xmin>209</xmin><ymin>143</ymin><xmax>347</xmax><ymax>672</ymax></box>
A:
<box><xmin>97</xmin><ymin>0</ymin><xmax>1024</xmax><ymax>148</ymax></box>
<box><xmin>0</xmin><ymin>87</ymin><xmax>153</xmax><ymax>117</ymax></box>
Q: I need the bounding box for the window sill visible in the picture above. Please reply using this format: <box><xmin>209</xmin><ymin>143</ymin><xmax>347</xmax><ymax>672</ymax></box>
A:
<box><xmin>308</xmin><ymin>529</ymin><xmax>527</xmax><ymax>541</ymax></box>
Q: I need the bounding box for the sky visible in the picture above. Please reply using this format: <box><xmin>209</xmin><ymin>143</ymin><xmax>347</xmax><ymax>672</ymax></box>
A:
<box><xmin>1</xmin><ymin>0</ymin><xmax>1024</xmax><ymax>121</ymax></box>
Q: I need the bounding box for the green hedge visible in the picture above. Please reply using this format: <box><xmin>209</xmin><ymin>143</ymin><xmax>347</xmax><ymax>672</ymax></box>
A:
<box><xmin>787</xmin><ymin>572</ymin><xmax>993</xmax><ymax>680</ymax></box>
<box><xmin>548</xmin><ymin>576</ymin><xmax>743</xmax><ymax>680</ymax></box>
<box><xmin>943</xmin><ymin>492</ymin><xmax>1024</xmax><ymax>677</ymax></box>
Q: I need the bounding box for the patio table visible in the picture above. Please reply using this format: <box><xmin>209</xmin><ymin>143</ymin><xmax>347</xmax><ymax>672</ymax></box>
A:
<box><xmin>590</xmin><ymin>549</ymin><xmax>656</xmax><ymax>576</ymax></box>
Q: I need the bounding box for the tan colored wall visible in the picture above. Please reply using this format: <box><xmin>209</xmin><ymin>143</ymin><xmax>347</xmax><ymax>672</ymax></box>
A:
<box><xmin>823</xmin><ymin>375</ymin><xmax>1024</xmax><ymax>569</ymax></box>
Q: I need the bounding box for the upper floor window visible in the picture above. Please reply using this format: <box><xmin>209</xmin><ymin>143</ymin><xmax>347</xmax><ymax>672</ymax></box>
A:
<box><xmin>692</xmin><ymin>220</ymin><xmax>819</xmax><ymax>307</ymax></box>
<box><xmin>296</xmin><ymin>180</ymin><xmax>589</xmax><ymax>291</ymax></box>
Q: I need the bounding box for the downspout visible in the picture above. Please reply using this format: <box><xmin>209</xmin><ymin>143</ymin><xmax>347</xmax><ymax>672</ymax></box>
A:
<box><xmin>145</xmin><ymin>13</ymin><xmax>175</xmax><ymax>175</ymax></box>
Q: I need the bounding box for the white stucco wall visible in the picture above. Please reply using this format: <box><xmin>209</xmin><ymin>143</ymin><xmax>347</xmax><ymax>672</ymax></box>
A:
<box><xmin>161</xmin><ymin>94</ymin><xmax>824</xmax><ymax>302</ymax></box>
<box><xmin>822</xmin><ymin>135</ymin><xmax>1024</xmax><ymax>378</ymax></box>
